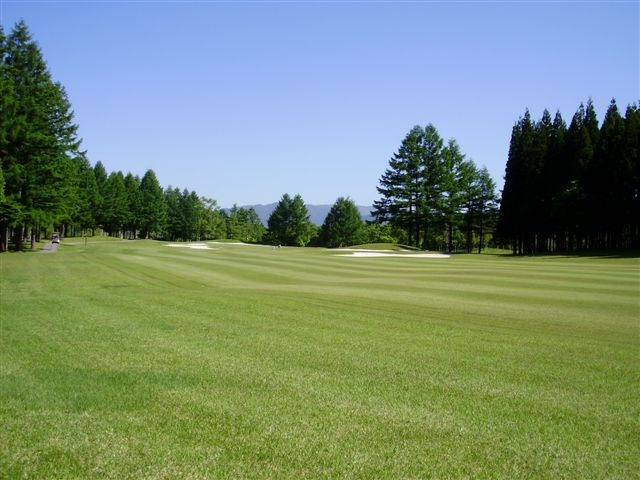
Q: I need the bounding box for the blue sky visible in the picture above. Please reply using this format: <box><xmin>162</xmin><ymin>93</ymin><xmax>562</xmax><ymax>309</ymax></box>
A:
<box><xmin>1</xmin><ymin>1</ymin><xmax>638</xmax><ymax>207</ymax></box>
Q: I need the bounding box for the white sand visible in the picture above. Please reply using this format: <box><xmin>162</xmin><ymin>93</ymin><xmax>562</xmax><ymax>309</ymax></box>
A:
<box><xmin>208</xmin><ymin>241</ymin><xmax>271</xmax><ymax>247</ymax></box>
<box><xmin>334</xmin><ymin>248</ymin><xmax>411</xmax><ymax>253</ymax></box>
<box><xmin>336</xmin><ymin>251</ymin><xmax>450</xmax><ymax>258</ymax></box>
<box><xmin>166</xmin><ymin>243</ymin><xmax>215</xmax><ymax>249</ymax></box>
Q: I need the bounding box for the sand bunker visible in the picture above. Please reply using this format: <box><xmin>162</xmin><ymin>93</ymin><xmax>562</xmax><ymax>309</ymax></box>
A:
<box><xmin>207</xmin><ymin>241</ymin><xmax>271</xmax><ymax>247</ymax></box>
<box><xmin>335</xmin><ymin>248</ymin><xmax>411</xmax><ymax>253</ymax></box>
<box><xmin>336</xmin><ymin>251</ymin><xmax>450</xmax><ymax>258</ymax></box>
<box><xmin>166</xmin><ymin>243</ymin><xmax>215</xmax><ymax>250</ymax></box>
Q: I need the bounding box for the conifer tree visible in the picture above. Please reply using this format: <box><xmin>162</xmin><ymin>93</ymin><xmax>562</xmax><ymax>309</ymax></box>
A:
<box><xmin>440</xmin><ymin>139</ymin><xmax>474</xmax><ymax>252</ymax></box>
<box><xmin>227</xmin><ymin>205</ymin><xmax>265</xmax><ymax>243</ymax></box>
<box><xmin>1</xmin><ymin>21</ymin><xmax>82</xmax><ymax>248</ymax></box>
<box><xmin>267</xmin><ymin>194</ymin><xmax>313</xmax><ymax>246</ymax></box>
<box><xmin>624</xmin><ymin>104</ymin><xmax>640</xmax><ymax>247</ymax></box>
<box><xmin>499</xmin><ymin>99</ymin><xmax>638</xmax><ymax>253</ymax></box>
<box><xmin>471</xmin><ymin>166</ymin><xmax>499</xmax><ymax>254</ymax></box>
<box><xmin>373</xmin><ymin>126</ymin><xmax>425</xmax><ymax>246</ymax></box>
<box><xmin>71</xmin><ymin>155</ymin><xmax>101</xmax><ymax>235</ymax></box>
<box><xmin>319</xmin><ymin>197</ymin><xmax>365</xmax><ymax>248</ymax></box>
<box><xmin>373</xmin><ymin>124</ymin><xmax>448</xmax><ymax>249</ymax></box>
<box><xmin>102</xmin><ymin>171</ymin><xmax>128</xmax><ymax>236</ymax></box>
<box><xmin>138</xmin><ymin>169</ymin><xmax>167</xmax><ymax>239</ymax></box>
<box><xmin>123</xmin><ymin>173</ymin><xmax>141</xmax><ymax>239</ymax></box>
<box><xmin>199</xmin><ymin>197</ymin><xmax>228</xmax><ymax>241</ymax></box>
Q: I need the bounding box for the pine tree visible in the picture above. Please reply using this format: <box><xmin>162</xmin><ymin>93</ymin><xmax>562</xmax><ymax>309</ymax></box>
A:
<box><xmin>102</xmin><ymin>171</ymin><xmax>128</xmax><ymax>236</ymax></box>
<box><xmin>372</xmin><ymin>126</ymin><xmax>424</xmax><ymax>247</ymax></box>
<box><xmin>267</xmin><ymin>194</ymin><xmax>313</xmax><ymax>246</ymax></box>
<box><xmin>471</xmin><ymin>166</ymin><xmax>499</xmax><ymax>254</ymax></box>
<box><xmin>138</xmin><ymin>169</ymin><xmax>167</xmax><ymax>239</ymax></box>
<box><xmin>546</xmin><ymin>111</ymin><xmax>568</xmax><ymax>251</ymax></box>
<box><xmin>594</xmin><ymin>100</ymin><xmax>628</xmax><ymax>248</ymax></box>
<box><xmin>623</xmin><ymin>104</ymin><xmax>640</xmax><ymax>247</ymax></box>
<box><xmin>372</xmin><ymin>124</ymin><xmax>448</xmax><ymax>249</ymax></box>
<box><xmin>70</xmin><ymin>155</ymin><xmax>101</xmax><ymax>235</ymax></box>
<box><xmin>123</xmin><ymin>173</ymin><xmax>141</xmax><ymax>239</ymax></box>
<box><xmin>2</xmin><ymin>21</ymin><xmax>82</xmax><ymax>249</ymax></box>
<box><xmin>227</xmin><ymin>205</ymin><xmax>265</xmax><ymax>243</ymax></box>
<box><xmin>418</xmin><ymin>124</ymin><xmax>446</xmax><ymax>249</ymax></box>
<box><xmin>319</xmin><ymin>197</ymin><xmax>365</xmax><ymax>248</ymax></box>
<box><xmin>199</xmin><ymin>197</ymin><xmax>228</xmax><ymax>241</ymax></box>
<box><xmin>179</xmin><ymin>189</ymin><xmax>201</xmax><ymax>241</ymax></box>
<box><xmin>440</xmin><ymin>139</ymin><xmax>475</xmax><ymax>252</ymax></box>
<box><xmin>164</xmin><ymin>187</ymin><xmax>183</xmax><ymax>241</ymax></box>
<box><xmin>498</xmin><ymin>99</ymin><xmax>640</xmax><ymax>253</ymax></box>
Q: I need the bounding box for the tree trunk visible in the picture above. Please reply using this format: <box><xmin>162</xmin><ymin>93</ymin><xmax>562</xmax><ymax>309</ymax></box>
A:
<box><xmin>0</xmin><ymin>222</ymin><xmax>8</xmax><ymax>252</ymax></box>
<box><xmin>13</xmin><ymin>224</ymin><xmax>24</xmax><ymax>251</ymax></box>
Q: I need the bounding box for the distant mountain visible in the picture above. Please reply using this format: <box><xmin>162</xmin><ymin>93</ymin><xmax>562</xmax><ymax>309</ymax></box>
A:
<box><xmin>233</xmin><ymin>203</ymin><xmax>374</xmax><ymax>226</ymax></box>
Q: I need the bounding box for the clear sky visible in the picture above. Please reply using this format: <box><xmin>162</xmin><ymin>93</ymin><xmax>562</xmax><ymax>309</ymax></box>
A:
<box><xmin>1</xmin><ymin>1</ymin><xmax>638</xmax><ymax>208</ymax></box>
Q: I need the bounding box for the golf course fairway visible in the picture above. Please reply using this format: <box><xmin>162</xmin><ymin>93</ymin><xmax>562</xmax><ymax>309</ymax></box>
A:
<box><xmin>1</xmin><ymin>240</ymin><xmax>638</xmax><ymax>478</ymax></box>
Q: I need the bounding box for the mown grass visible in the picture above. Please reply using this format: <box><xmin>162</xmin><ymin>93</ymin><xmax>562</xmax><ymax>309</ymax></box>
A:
<box><xmin>1</xmin><ymin>241</ymin><xmax>638</xmax><ymax>479</ymax></box>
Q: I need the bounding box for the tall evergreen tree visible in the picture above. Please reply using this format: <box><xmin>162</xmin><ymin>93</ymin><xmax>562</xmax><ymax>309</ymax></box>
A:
<box><xmin>0</xmin><ymin>24</ymin><xmax>15</xmax><ymax>251</ymax></box>
<box><xmin>179</xmin><ymin>189</ymin><xmax>202</xmax><ymax>241</ymax></box>
<box><xmin>164</xmin><ymin>187</ymin><xmax>182</xmax><ymax>241</ymax></box>
<box><xmin>267</xmin><ymin>193</ymin><xmax>313</xmax><ymax>246</ymax></box>
<box><xmin>499</xmin><ymin>99</ymin><xmax>638</xmax><ymax>254</ymax></box>
<box><xmin>593</xmin><ymin>99</ymin><xmax>631</xmax><ymax>248</ymax></box>
<box><xmin>70</xmin><ymin>155</ymin><xmax>101</xmax><ymax>235</ymax></box>
<box><xmin>372</xmin><ymin>126</ymin><xmax>424</xmax><ymax>246</ymax></box>
<box><xmin>373</xmin><ymin>124</ymin><xmax>448</xmax><ymax>249</ymax></box>
<box><xmin>227</xmin><ymin>205</ymin><xmax>265</xmax><ymax>243</ymax></box>
<box><xmin>199</xmin><ymin>197</ymin><xmax>228</xmax><ymax>241</ymax></box>
<box><xmin>497</xmin><ymin>111</ymin><xmax>536</xmax><ymax>254</ymax></box>
<box><xmin>470</xmin><ymin>166</ymin><xmax>499</xmax><ymax>254</ymax></box>
<box><xmin>440</xmin><ymin>139</ymin><xmax>475</xmax><ymax>252</ymax></box>
<box><xmin>123</xmin><ymin>173</ymin><xmax>141</xmax><ymax>239</ymax></box>
<box><xmin>102</xmin><ymin>171</ymin><xmax>128</xmax><ymax>236</ymax></box>
<box><xmin>319</xmin><ymin>197</ymin><xmax>365</xmax><ymax>248</ymax></box>
<box><xmin>1</xmin><ymin>21</ymin><xmax>82</xmax><ymax>249</ymax></box>
<box><xmin>623</xmin><ymin>104</ymin><xmax>640</xmax><ymax>247</ymax></box>
<box><xmin>138</xmin><ymin>169</ymin><xmax>166</xmax><ymax>239</ymax></box>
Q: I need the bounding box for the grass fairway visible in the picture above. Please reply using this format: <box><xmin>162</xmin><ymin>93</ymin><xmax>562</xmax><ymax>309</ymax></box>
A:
<box><xmin>1</xmin><ymin>241</ymin><xmax>638</xmax><ymax>478</ymax></box>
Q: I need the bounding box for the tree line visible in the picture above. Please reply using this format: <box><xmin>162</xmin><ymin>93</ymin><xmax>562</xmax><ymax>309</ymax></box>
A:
<box><xmin>372</xmin><ymin>124</ymin><xmax>499</xmax><ymax>252</ymax></box>
<box><xmin>0</xmin><ymin>21</ymin><xmax>486</xmax><ymax>252</ymax></box>
<box><xmin>3</xmin><ymin>21</ymin><xmax>636</xmax><ymax>255</ymax></box>
<box><xmin>0</xmin><ymin>22</ymin><xmax>266</xmax><ymax>251</ymax></box>
<box><xmin>0</xmin><ymin>25</ymin><xmax>376</xmax><ymax>250</ymax></box>
<box><xmin>497</xmin><ymin>100</ymin><xmax>639</xmax><ymax>254</ymax></box>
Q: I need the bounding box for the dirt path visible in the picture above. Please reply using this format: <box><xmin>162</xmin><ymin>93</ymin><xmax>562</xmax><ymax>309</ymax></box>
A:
<box><xmin>41</xmin><ymin>243</ymin><xmax>59</xmax><ymax>253</ymax></box>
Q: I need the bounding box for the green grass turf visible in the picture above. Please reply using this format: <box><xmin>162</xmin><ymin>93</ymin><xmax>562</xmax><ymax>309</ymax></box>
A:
<box><xmin>1</xmin><ymin>240</ymin><xmax>638</xmax><ymax>478</ymax></box>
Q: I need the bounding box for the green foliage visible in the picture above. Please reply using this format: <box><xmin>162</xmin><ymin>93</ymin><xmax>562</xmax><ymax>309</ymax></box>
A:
<box><xmin>318</xmin><ymin>197</ymin><xmax>365</xmax><ymax>247</ymax></box>
<box><xmin>498</xmin><ymin>99</ymin><xmax>639</xmax><ymax>253</ymax></box>
<box><xmin>267</xmin><ymin>193</ymin><xmax>314</xmax><ymax>246</ymax></box>
<box><xmin>373</xmin><ymin>124</ymin><xmax>496</xmax><ymax>251</ymax></box>
<box><xmin>102</xmin><ymin>171</ymin><xmax>128</xmax><ymax>236</ymax></box>
<box><xmin>199</xmin><ymin>197</ymin><xmax>227</xmax><ymax>240</ymax></box>
<box><xmin>363</xmin><ymin>222</ymin><xmax>397</xmax><ymax>244</ymax></box>
<box><xmin>164</xmin><ymin>189</ymin><xmax>226</xmax><ymax>242</ymax></box>
<box><xmin>138</xmin><ymin>169</ymin><xmax>167</xmax><ymax>239</ymax></box>
<box><xmin>0</xmin><ymin>21</ymin><xmax>82</xmax><ymax>249</ymax></box>
<box><xmin>227</xmin><ymin>205</ymin><xmax>265</xmax><ymax>243</ymax></box>
<box><xmin>70</xmin><ymin>155</ymin><xmax>101</xmax><ymax>233</ymax></box>
<box><xmin>123</xmin><ymin>173</ymin><xmax>141</xmax><ymax>238</ymax></box>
